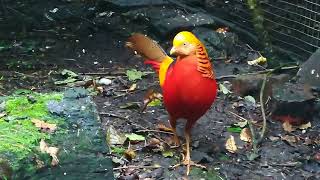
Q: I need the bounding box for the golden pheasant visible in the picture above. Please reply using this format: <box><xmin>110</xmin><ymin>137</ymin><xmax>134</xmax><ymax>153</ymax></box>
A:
<box><xmin>126</xmin><ymin>31</ymin><xmax>217</xmax><ymax>175</ymax></box>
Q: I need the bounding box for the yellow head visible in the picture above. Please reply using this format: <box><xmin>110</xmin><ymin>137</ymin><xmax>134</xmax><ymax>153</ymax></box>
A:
<box><xmin>170</xmin><ymin>31</ymin><xmax>201</xmax><ymax>56</ymax></box>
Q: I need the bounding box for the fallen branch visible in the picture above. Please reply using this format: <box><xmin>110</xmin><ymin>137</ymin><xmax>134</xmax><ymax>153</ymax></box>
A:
<box><xmin>215</xmin><ymin>65</ymin><xmax>299</xmax><ymax>81</ymax></box>
<box><xmin>136</xmin><ymin>129</ymin><xmax>174</xmax><ymax>135</ymax></box>
<box><xmin>80</xmin><ymin>72</ymin><xmax>126</xmax><ymax>76</ymax></box>
<box><xmin>113</xmin><ymin>165</ymin><xmax>161</xmax><ymax>171</ymax></box>
<box><xmin>257</xmin><ymin>74</ymin><xmax>267</xmax><ymax>145</ymax></box>
<box><xmin>99</xmin><ymin>112</ymin><xmax>127</xmax><ymax>120</ymax></box>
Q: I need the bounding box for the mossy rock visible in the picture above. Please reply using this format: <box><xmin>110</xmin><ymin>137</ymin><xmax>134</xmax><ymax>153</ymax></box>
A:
<box><xmin>0</xmin><ymin>88</ymin><xmax>113</xmax><ymax>179</ymax></box>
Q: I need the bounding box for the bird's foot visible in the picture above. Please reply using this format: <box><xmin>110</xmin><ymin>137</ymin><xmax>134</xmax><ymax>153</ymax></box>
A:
<box><xmin>171</xmin><ymin>155</ymin><xmax>206</xmax><ymax>175</ymax></box>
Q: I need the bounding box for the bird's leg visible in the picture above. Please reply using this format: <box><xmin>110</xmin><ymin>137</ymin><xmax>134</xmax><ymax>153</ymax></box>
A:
<box><xmin>169</xmin><ymin>117</ymin><xmax>180</xmax><ymax>146</ymax></box>
<box><xmin>172</xmin><ymin>122</ymin><xmax>206</xmax><ymax>175</ymax></box>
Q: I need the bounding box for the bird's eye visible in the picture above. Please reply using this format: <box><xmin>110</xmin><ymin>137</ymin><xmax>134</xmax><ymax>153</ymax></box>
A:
<box><xmin>183</xmin><ymin>43</ymin><xmax>186</xmax><ymax>46</ymax></box>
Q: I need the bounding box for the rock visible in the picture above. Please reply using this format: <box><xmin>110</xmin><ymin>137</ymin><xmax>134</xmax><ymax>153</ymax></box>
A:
<box><xmin>192</xmin><ymin>27</ymin><xmax>239</xmax><ymax>58</ymax></box>
<box><xmin>30</xmin><ymin>88</ymin><xmax>114</xmax><ymax>179</ymax></box>
<box><xmin>104</xmin><ymin>0</ymin><xmax>168</xmax><ymax>8</ymax></box>
<box><xmin>152</xmin><ymin>12</ymin><xmax>215</xmax><ymax>35</ymax></box>
<box><xmin>97</xmin><ymin>78</ymin><xmax>112</xmax><ymax>86</ymax></box>
<box><xmin>271</xmin><ymin>82</ymin><xmax>317</xmax><ymax>125</ymax></box>
<box><xmin>230</xmin><ymin>73</ymin><xmax>291</xmax><ymax>98</ymax></box>
<box><xmin>297</xmin><ymin>48</ymin><xmax>320</xmax><ymax>90</ymax></box>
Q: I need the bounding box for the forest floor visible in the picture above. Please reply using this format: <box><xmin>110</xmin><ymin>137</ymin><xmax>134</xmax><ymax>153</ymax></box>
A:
<box><xmin>0</xmin><ymin>0</ymin><xmax>319</xmax><ymax>179</ymax></box>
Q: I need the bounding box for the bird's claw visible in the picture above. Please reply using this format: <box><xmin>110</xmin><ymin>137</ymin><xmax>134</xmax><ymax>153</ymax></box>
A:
<box><xmin>171</xmin><ymin>156</ymin><xmax>206</xmax><ymax>175</ymax></box>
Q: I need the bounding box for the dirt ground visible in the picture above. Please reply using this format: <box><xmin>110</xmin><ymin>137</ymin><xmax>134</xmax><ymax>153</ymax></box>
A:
<box><xmin>0</xmin><ymin>0</ymin><xmax>319</xmax><ymax>179</ymax></box>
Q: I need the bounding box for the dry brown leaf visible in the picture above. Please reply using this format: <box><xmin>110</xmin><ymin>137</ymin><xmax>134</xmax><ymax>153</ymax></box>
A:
<box><xmin>39</xmin><ymin>139</ymin><xmax>59</xmax><ymax>166</ymax></box>
<box><xmin>282</xmin><ymin>121</ymin><xmax>296</xmax><ymax>132</ymax></box>
<box><xmin>281</xmin><ymin>135</ymin><xmax>298</xmax><ymax>146</ymax></box>
<box><xmin>124</xmin><ymin>149</ymin><xmax>136</xmax><ymax>161</ymax></box>
<box><xmin>225</xmin><ymin>135</ymin><xmax>237</xmax><ymax>153</ymax></box>
<box><xmin>216</xmin><ymin>27</ymin><xmax>229</xmax><ymax>33</ymax></box>
<box><xmin>247</xmin><ymin>56</ymin><xmax>267</xmax><ymax>65</ymax></box>
<box><xmin>240</xmin><ymin>128</ymin><xmax>252</xmax><ymax>143</ymax></box>
<box><xmin>269</xmin><ymin>136</ymin><xmax>280</xmax><ymax>141</ymax></box>
<box><xmin>156</xmin><ymin>123</ymin><xmax>173</xmax><ymax>132</ymax></box>
<box><xmin>298</xmin><ymin>122</ymin><xmax>311</xmax><ymax>130</ymax></box>
<box><xmin>32</xmin><ymin>119</ymin><xmax>57</xmax><ymax>133</ymax></box>
<box><xmin>128</xmin><ymin>83</ymin><xmax>137</xmax><ymax>92</ymax></box>
<box><xmin>149</xmin><ymin>138</ymin><xmax>161</xmax><ymax>146</ymax></box>
<box><xmin>96</xmin><ymin>86</ymin><xmax>104</xmax><ymax>94</ymax></box>
<box><xmin>35</xmin><ymin>158</ymin><xmax>45</xmax><ymax>169</ymax></box>
<box><xmin>141</xmin><ymin>89</ymin><xmax>163</xmax><ymax>112</ymax></box>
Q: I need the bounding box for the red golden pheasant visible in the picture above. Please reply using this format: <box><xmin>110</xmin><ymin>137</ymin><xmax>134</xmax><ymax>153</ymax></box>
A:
<box><xmin>126</xmin><ymin>31</ymin><xmax>217</xmax><ymax>175</ymax></box>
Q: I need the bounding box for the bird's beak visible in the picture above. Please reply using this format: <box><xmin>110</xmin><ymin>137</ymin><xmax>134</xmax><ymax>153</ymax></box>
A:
<box><xmin>170</xmin><ymin>46</ymin><xmax>177</xmax><ymax>56</ymax></box>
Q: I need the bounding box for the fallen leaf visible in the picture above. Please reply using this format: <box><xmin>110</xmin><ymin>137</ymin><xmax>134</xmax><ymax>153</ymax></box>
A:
<box><xmin>39</xmin><ymin>139</ymin><xmax>59</xmax><ymax>166</ymax></box>
<box><xmin>162</xmin><ymin>150</ymin><xmax>174</xmax><ymax>157</ymax></box>
<box><xmin>219</xmin><ymin>83</ymin><xmax>231</xmax><ymax>95</ymax></box>
<box><xmin>314</xmin><ymin>152</ymin><xmax>320</xmax><ymax>162</ymax></box>
<box><xmin>54</xmin><ymin>78</ymin><xmax>78</xmax><ymax>85</ymax></box>
<box><xmin>106</xmin><ymin>126</ymin><xmax>127</xmax><ymax>146</ymax></box>
<box><xmin>141</xmin><ymin>89</ymin><xmax>163</xmax><ymax>112</ymax></box>
<box><xmin>96</xmin><ymin>86</ymin><xmax>104</xmax><ymax>94</ymax></box>
<box><xmin>125</xmin><ymin>133</ymin><xmax>145</xmax><ymax>141</ymax></box>
<box><xmin>128</xmin><ymin>83</ymin><xmax>137</xmax><ymax>92</ymax></box>
<box><xmin>234</xmin><ymin>120</ymin><xmax>248</xmax><ymax>128</ymax></box>
<box><xmin>112</xmin><ymin>156</ymin><xmax>125</xmax><ymax>165</ymax></box>
<box><xmin>281</xmin><ymin>135</ymin><xmax>298</xmax><ymax>146</ymax></box>
<box><xmin>148</xmin><ymin>99</ymin><xmax>162</xmax><ymax>107</ymax></box>
<box><xmin>35</xmin><ymin>158</ymin><xmax>45</xmax><ymax>169</ymax></box>
<box><xmin>244</xmin><ymin>95</ymin><xmax>256</xmax><ymax>107</ymax></box>
<box><xmin>31</xmin><ymin>119</ymin><xmax>57</xmax><ymax>133</ymax></box>
<box><xmin>227</xmin><ymin>127</ymin><xmax>242</xmax><ymax>133</ymax></box>
<box><xmin>240</xmin><ymin>128</ymin><xmax>252</xmax><ymax>143</ymax></box>
<box><xmin>126</xmin><ymin>69</ymin><xmax>144</xmax><ymax>81</ymax></box>
<box><xmin>148</xmin><ymin>138</ymin><xmax>161</xmax><ymax>146</ymax></box>
<box><xmin>120</xmin><ymin>102</ymin><xmax>140</xmax><ymax>109</ymax></box>
<box><xmin>111</xmin><ymin>147</ymin><xmax>126</xmax><ymax>155</ymax></box>
<box><xmin>247</xmin><ymin>152</ymin><xmax>259</xmax><ymax>161</ymax></box>
<box><xmin>225</xmin><ymin>135</ymin><xmax>237</xmax><ymax>153</ymax></box>
<box><xmin>298</xmin><ymin>122</ymin><xmax>311</xmax><ymax>130</ymax></box>
<box><xmin>247</xmin><ymin>56</ymin><xmax>267</xmax><ymax>65</ymax></box>
<box><xmin>216</xmin><ymin>27</ymin><xmax>229</xmax><ymax>33</ymax></box>
<box><xmin>61</xmin><ymin>69</ymin><xmax>78</xmax><ymax>78</ymax></box>
<box><xmin>282</xmin><ymin>121</ymin><xmax>296</xmax><ymax>132</ymax></box>
<box><xmin>124</xmin><ymin>149</ymin><xmax>136</xmax><ymax>161</ymax></box>
<box><xmin>156</xmin><ymin>123</ymin><xmax>173</xmax><ymax>132</ymax></box>
<box><xmin>269</xmin><ymin>136</ymin><xmax>280</xmax><ymax>141</ymax></box>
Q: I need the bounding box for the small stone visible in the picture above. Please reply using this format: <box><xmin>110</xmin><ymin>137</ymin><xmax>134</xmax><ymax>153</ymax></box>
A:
<box><xmin>97</xmin><ymin>78</ymin><xmax>112</xmax><ymax>86</ymax></box>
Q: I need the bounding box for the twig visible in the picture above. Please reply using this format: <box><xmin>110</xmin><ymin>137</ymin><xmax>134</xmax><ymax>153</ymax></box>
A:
<box><xmin>80</xmin><ymin>72</ymin><xmax>126</xmax><ymax>76</ymax></box>
<box><xmin>247</xmin><ymin>112</ymin><xmax>258</xmax><ymax>154</ymax></box>
<box><xmin>269</xmin><ymin>162</ymin><xmax>300</xmax><ymax>167</ymax></box>
<box><xmin>136</xmin><ymin>129</ymin><xmax>174</xmax><ymax>135</ymax></box>
<box><xmin>257</xmin><ymin>74</ymin><xmax>267</xmax><ymax>144</ymax></box>
<box><xmin>228</xmin><ymin>111</ymin><xmax>248</xmax><ymax>122</ymax></box>
<box><xmin>99</xmin><ymin>112</ymin><xmax>127</xmax><ymax>119</ymax></box>
<box><xmin>113</xmin><ymin>165</ymin><xmax>161</xmax><ymax>171</ymax></box>
<box><xmin>215</xmin><ymin>65</ymin><xmax>299</xmax><ymax>81</ymax></box>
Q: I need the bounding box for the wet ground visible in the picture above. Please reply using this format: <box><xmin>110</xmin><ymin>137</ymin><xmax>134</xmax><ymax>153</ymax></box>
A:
<box><xmin>1</xmin><ymin>0</ymin><xmax>319</xmax><ymax>179</ymax></box>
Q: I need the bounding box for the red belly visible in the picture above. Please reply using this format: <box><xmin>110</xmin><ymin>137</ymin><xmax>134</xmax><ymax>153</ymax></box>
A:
<box><xmin>162</xmin><ymin>57</ymin><xmax>217</xmax><ymax>122</ymax></box>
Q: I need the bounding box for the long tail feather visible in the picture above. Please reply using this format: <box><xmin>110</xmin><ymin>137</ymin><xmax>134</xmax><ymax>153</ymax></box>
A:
<box><xmin>126</xmin><ymin>33</ymin><xmax>167</xmax><ymax>62</ymax></box>
<box><xmin>126</xmin><ymin>33</ymin><xmax>174</xmax><ymax>86</ymax></box>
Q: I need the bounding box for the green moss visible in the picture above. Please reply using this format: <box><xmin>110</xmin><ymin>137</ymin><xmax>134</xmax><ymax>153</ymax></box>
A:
<box><xmin>0</xmin><ymin>92</ymin><xmax>63</xmax><ymax>171</ymax></box>
<box><xmin>5</xmin><ymin>93</ymin><xmax>62</xmax><ymax>119</ymax></box>
<box><xmin>190</xmin><ymin>167</ymin><xmax>224</xmax><ymax>180</ymax></box>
